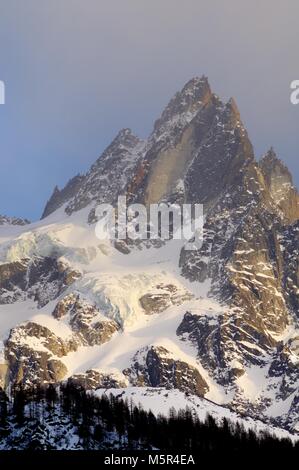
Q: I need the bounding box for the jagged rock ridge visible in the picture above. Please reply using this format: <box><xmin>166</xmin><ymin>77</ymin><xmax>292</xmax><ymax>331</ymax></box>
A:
<box><xmin>0</xmin><ymin>215</ymin><xmax>30</xmax><ymax>226</ymax></box>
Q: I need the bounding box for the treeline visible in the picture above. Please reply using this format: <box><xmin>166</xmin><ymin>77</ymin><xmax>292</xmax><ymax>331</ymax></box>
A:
<box><xmin>0</xmin><ymin>383</ymin><xmax>298</xmax><ymax>453</ymax></box>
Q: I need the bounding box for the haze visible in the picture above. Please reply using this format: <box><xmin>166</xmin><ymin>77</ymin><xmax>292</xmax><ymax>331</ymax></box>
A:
<box><xmin>0</xmin><ymin>0</ymin><xmax>298</xmax><ymax>220</ymax></box>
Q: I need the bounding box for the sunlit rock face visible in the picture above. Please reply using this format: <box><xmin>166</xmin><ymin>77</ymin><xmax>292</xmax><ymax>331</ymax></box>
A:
<box><xmin>123</xmin><ymin>345</ymin><xmax>209</xmax><ymax>397</ymax></box>
<box><xmin>53</xmin><ymin>294</ymin><xmax>120</xmax><ymax>346</ymax></box>
<box><xmin>0</xmin><ymin>257</ymin><xmax>81</xmax><ymax>306</ymax></box>
<box><xmin>5</xmin><ymin>322</ymin><xmax>78</xmax><ymax>386</ymax></box>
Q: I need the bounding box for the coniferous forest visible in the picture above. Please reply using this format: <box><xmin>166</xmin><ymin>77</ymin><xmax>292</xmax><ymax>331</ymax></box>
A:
<box><xmin>0</xmin><ymin>383</ymin><xmax>298</xmax><ymax>455</ymax></box>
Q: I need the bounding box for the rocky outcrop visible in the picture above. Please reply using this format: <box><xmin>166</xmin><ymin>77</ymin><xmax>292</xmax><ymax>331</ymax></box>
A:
<box><xmin>0</xmin><ymin>257</ymin><xmax>81</xmax><ymax>306</ymax></box>
<box><xmin>41</xmin><ymin>174</ymin><xmax>85</xmax><ymax>219</ymax></box>
<box><xmin>52</xmin><ymin>292</ymin><xmax>79</xmax><ymax>319</ymax></box>
<box><xmin>177</xmin><ymin>312</ymin><xmax>276</xmax><ymax>385</ymax></box>
<box><xmin>124</xmin><ymin>345</ymin><xmax>209</xmax><ymax>397</ymax></box>
<box><xmin>53</xmin><ymin>293</ymin><xmax>120</xmax><ymax>346</ymax></box>
<box><xmin>0</xmin><ymin>215</ymin><xmax>30</xmax><ymax>226</ymax></box>
<box><xmin>185</xmin><ymin>98</ymin><xmax>254</xmax><ymax>209</ymax></box>
<box><xmin>259</xmin><ymin>148</ymin><xmax>299</xmax><ymax>224</ymax></box>
<box><xmin>3</xmin><ymin>292</ymin><xmax>121</xmax><ymax>387</ymax></box>
<box><xmin>0</xmin><ymin>259</ymin><xmax>28</xmax><ymax>304</ymax></box>
<box><xmin>68</xmin><ymin>369</ymin><xmax>127</xmax><ymax>390</ymax></box>
<box><xmin>5</xmin><ymin>322</ymin><xmax>78</xmax><ymax>386</ymax></box>
<box><xmin>0</xmin><ymin>363</ymin><xmax>8</xmax><ymax>389</ymax></box>
<box><xmin>139</xmin><ymin>284</ymin><xmax>193</xmax><ymax>315</ymax></box>
<box><xmin>285</xmin><ymin>392</ymin><xmax>299</xmax><ymax>432</ymax></box>
<box><xmin>269</xmin><ymin>337</ymin><xmax>299</xmax><ymax>397</ymax></box>
<box><xmin>280</xmin><ymin>220</ymin><xmax>299</xmax><ymax>316</ymax></box>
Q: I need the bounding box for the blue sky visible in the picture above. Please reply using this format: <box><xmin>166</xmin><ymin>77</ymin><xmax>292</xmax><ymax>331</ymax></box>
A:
<box><xmin>0</xmin><ymin>0</ymin><xmax>298</xmax><ymax>220</ymax></box>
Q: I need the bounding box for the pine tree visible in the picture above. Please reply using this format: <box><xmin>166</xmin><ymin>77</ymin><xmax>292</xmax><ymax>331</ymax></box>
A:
<box><xmin>12</xmin><ymin>384</ymin><xmax>26</xmax><ymax>425</ymax></box>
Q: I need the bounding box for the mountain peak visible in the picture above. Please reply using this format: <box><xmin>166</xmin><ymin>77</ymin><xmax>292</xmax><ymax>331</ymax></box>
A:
<box><xmin>226</xmin><ymin>97</ymin><xmax>240</xmax><ymax>115</ymax></box>
<box><xmin>259</xmin><ymin>148</ymin><xmax>299</xmax><ymax>222</ymax></box>
<box><xmin>260</xmin><ymin>148</ymin><xmax>292</xmax><ymax>180</ymax></box>
<box><xmin>180</xmin><ymin>75</ymin><xmax>211</xmax><ymax>96</ymax></box>
<box><xmin>108</xmin><ymin>127</ymin><xmax>141</xmax><ymax>149</ymax></box>
<box><xmin>222</xmin><ymin>97</ymin><xmax>242</xmax><ymax>127</ymax></box>
<box><xmin>153</xmin><ymin>75</ymin><xmax>212</xmax><ymax>135</ymax></box>
<box><xmin>41</xmin><ymin>174</ymin><xmax>84</xmax><ymax>219</ymax></box>
<box><xmin>115</xmin><ymin>127</ymin><xmax>135</xmax><ymax>140</ymax></box>
<box><xmin>262</xmin><ymin>146</ymin><xmax>276</xmax><ymax>159</ymax></box>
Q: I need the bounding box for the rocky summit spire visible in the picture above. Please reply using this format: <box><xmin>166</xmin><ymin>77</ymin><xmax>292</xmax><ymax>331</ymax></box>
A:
<box><xmin>223</xmin><ymin>97</ymin><xmax>243</xmax><ymax>128</ymax></box>
<box><xmin>153</xmin><ymin>75</ymin><xmax>212</xmax><ymax>137</ymax></box>
<box><xmin>260</xmin><ymin>147</ymin><xmax>291</xmax><ymax>181</ymax></box>
<box><xmin>103</xmin><ymin>128</ymin><xmax>141</xmax><ymax>153</ymax></box>
<box><xmin>259</xmin><ymin>148</ymin><xmax>299</xmax><ymax>222</ymax></box>
<box><xmin>100</xmin><ymin>77</ymin><xmax>253</xmax><ymax>209</ymax></box>
<box><xmin>41</xmin><ymin>174</ymin><xmax>85</xmax><ymax>219</ymax></box>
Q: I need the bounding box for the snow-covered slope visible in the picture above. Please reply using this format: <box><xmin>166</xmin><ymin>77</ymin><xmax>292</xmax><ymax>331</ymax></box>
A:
<box><xmin>95</xmin><ymin>387</ymin><xmax>297</xmax><ymax>441</ymax></box>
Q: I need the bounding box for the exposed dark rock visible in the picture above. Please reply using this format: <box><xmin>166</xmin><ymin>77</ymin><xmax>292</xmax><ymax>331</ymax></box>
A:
<box><xmin>139</xmin><ymin>284</ymin><xmax>193</xmax><ymax>315</ymax></box>
<box><xmin>41</xmin><ymin>174</ymin><xmax>85</xmax><ymax>219</ymax></box>
<box><xmin>280</xmin><ymin>220</ymin><xmax>299</xmax><ymax>316</ymax></box>
<box><xmin>177</xmin><ymin>312</ymin><xmax>276</xmax><ymax>386</ymax></box>
<box><xmin>124</xmin><ymin>345</ymin><xmax>209</xmax><ymax>397</ymax></box>
<box><xmin>0</xmin><ymin>257</ymin><xmax>81</xmax><ymax>306</ymax></box>
<box><xmin>41</xmin><ymin>128</ymin><xmax>144</xmax><ymax>220</ymax></box>
<box><xmin>53</xmin><ymin>294</ymin><xmax>120</xmax><ymax>346</ymax></box>
<box><xmin>259</xmin><ymin>148</ymin><xmax>299</xmax><ymax>223</ymax></box>
<box><xmin>68</xmin><ymin>369</ymin><xmax>127</xmax><ymax>390</ymax></box>
<box><xmin>5</xmin><ymin>322</ymin><xmax>78</xmax><ymax>386</ymax></box>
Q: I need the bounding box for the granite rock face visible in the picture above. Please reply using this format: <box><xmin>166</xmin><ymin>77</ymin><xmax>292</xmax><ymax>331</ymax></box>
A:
<box><xmin>178</xmin><ymin>144</ymin><xmax>299</xmax><ymax>396</ymax></box>
<box><xmin>68</xmin><ymin>369</ymin><xmax>127</xmax><ymax>390</ymax></box>
<box><xmin>139</xmin><ymin>284</ymin><xmax>193</xmax><ymax>315</ymax></box>
<box><xmin>42</xmin><ymin>175</ymin><xmax>85</xmax><ymax>219</ymax></box>
<box><xmin>53</xmin><ymin>294</ymin><xmax>120</xmax><ymax>346</ymax></box>
<box><xmin>2</xmin><ymin>294</ymin><xmax>120</xmax><ymax>387</ymax></box>
<box><xmin>0</xmin><ymin>257</ymin><xmax>81</xmax><ymax>306</ymax></box>
<box><xmin>259</xmin><ymin>148</ymin><xmax>299</xmax><ymax>223</ymax></box>
<box><xmin>5</xmin><ymin>322</ymin><xmax>78</xmax><ymax>386</ymax></box>
<box><xmin>123</xmin><ymin>345</ymin><xmax>209</xmax><ymax>397</ymax></box>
